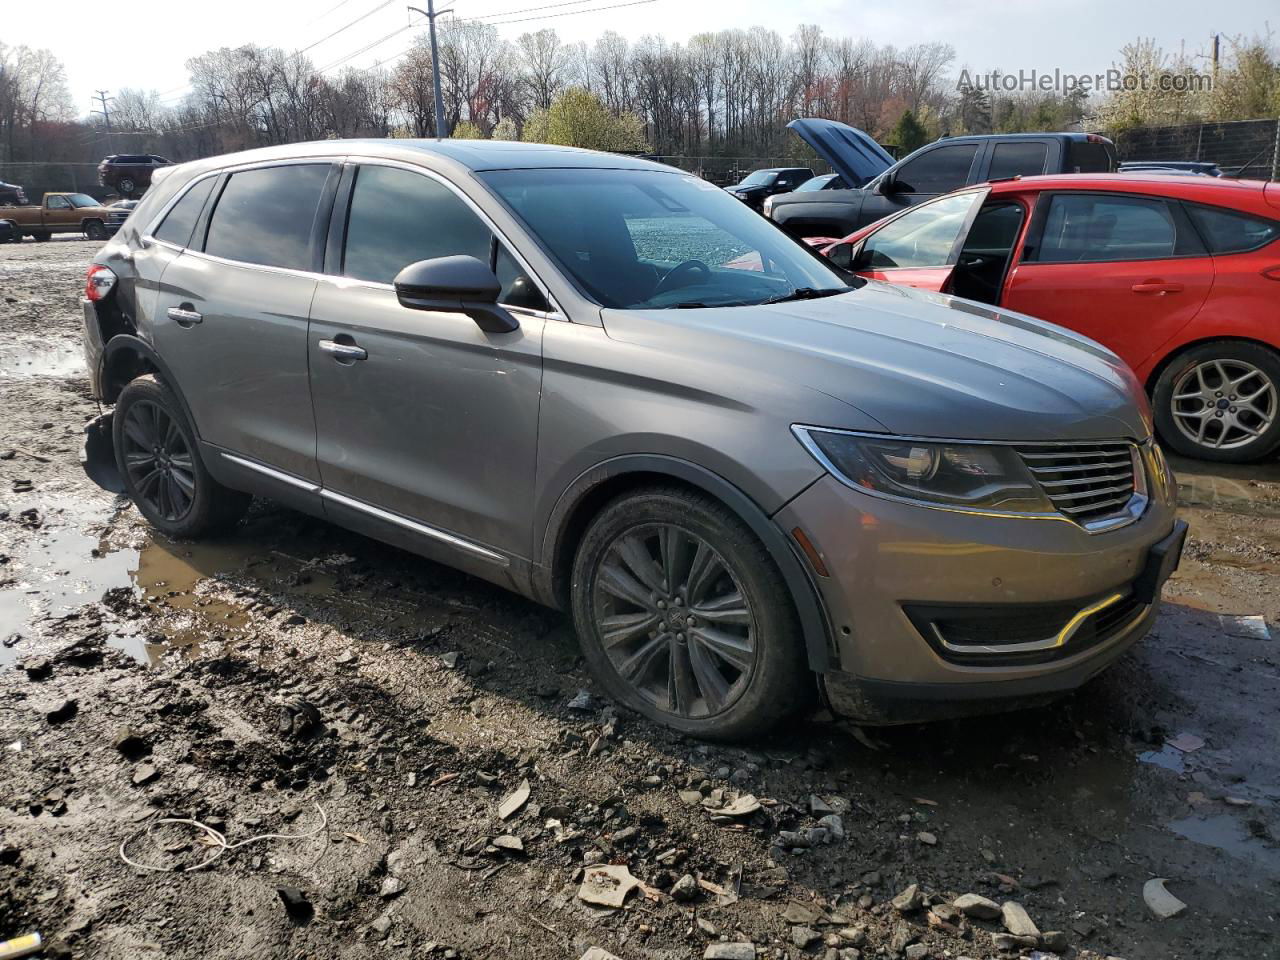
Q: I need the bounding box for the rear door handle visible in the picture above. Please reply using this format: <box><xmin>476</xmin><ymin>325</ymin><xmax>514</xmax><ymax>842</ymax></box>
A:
<box><xmin>318</xmin><ymin>339</ymin><xmax>368</xmax><ymax>362</ymax></box>
<box><xmin>167</xmin><ymin>305</ymin><xmax>202</xmax><ymax>326</ymax></box>
<box><xmin>1131</xmin><ymin>280</ymin><xmax>1184</xmax><ymax>295</ymax></box>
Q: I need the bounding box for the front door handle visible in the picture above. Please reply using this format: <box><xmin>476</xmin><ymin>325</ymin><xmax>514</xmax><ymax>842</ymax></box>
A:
<box><xmin>1131</xmin><ymin>280</ymin><xmax>1184</xmax><ymax>295</ymax></box>
<box><xmin>318</xmin><ymin>338</ymin><xmax>368</xmax><ymax>363</ymax></box>
<box><xmin>167</xmin><ymin>304</ymin><xmax>203</xmax><ymax>326</ymax></box>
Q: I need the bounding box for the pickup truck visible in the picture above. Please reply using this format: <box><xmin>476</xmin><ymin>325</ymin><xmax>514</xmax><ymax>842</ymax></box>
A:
<box><xmin>0</xmin><ymin>192</ymin><xmax>115</xmax><ymax>242</ymax></box>
<box><xmin>766</xmin><ymin>119</ymin><xmax>1118</xmax><ymax>239</ymax></box>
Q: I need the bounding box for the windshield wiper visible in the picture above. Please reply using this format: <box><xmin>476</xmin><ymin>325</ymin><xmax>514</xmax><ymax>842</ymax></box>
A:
<box><xmin>758</xmin><ymin>287</ymin><xmax>847</xmax><ymax>306</ymax></box>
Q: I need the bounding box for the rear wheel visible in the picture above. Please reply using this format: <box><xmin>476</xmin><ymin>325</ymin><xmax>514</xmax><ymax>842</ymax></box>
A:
<box><xmin>84</xmin><ymin>219</ymin><xmax>107</xmax><ymax>241</ymax></box>
<box><xmin>113</xmin><ymin>375</ymin><xmax>251</xmax><ymax>538</ymax></box>
<box><xmin>1153</xmin><ymin>341</ymin><xmax>1280</xmax><ymax>463</ymax></box>
<box><xmin>117</xmin><ymin>176</ymin><xmax>137</xmax><ymax>197</ymax></box>
<box><xmin>570</xmin><ymin>486</ymin><xmax>808</xmax><ymax>740</ymax></box>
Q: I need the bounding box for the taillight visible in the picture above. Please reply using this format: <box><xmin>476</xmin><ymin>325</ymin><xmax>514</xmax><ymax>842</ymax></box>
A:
<box><xmin>85</xmin><ymin>264</ymin><xmax>117</xmax><ymax>302</ymax></box>
<box><xmin>1262</xmin><ymin>265</ymin><xmax>1280</xmax><ymax>282</ymax></box>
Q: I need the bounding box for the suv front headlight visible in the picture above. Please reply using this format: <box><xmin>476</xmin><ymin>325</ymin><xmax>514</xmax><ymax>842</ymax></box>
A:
<box><xmin>793</xmin><ymin>426</ymin><xmax>1055</xmax><ymax>514</ymax></box>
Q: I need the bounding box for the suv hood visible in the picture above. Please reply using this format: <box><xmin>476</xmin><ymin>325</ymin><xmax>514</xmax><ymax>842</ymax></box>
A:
<box><xmin>787</xmin><ymin>119</ymin><xmax>894</xmax><ymax>189</ymax></box>
<box><xmin>602</xmin><ymin>281</ymin><xmax>1153</xmax><ymax>443</ymax></box>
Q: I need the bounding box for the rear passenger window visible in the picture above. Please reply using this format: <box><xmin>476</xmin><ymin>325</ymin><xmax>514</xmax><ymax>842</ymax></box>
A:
<box><xmin>204</xmin><ymin>164</ymin><xmax>330</xmax><ymax>271</ymax></box>
<box><xmin>153</xmin><ymin>177</ymin><xmax>215</xmax><ymax>247</ymax></box>
<box><xmin>342</xmin><ymin>165</ymin><xmax>492</xmax><ymax>285</ymax></box>
<box><xmin>1186</xmin><ymin>204</ymin><xmax>1280</xmax><ymax>254</ymax></box>
<box><xmin>987</xmin><ymin>142</ymin><xmax>1048</xmax><ymax>181</ymax></box>
<box><xmin>894</xmin><ymin>144</ymin><xmax>979</xmax><ymax>194</ymax></box>
<box><xmin>1035</xmin><ymin>194</ymin><xmax>1191</xmax><ymax>263</ymax></box>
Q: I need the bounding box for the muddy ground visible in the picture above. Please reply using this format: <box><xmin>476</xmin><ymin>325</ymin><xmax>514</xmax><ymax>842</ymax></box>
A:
<box><xmin>1</xmin><ymin>238</ymin><xmax>1278</xmax><ymax>960</ymax></box>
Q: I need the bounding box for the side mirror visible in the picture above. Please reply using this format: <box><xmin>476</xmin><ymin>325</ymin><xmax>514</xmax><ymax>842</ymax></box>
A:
<box><xmin>826</xmin><ymin>242</ymin><xmax>855</xmax><ymax>272</ymax></box>
<box><xmin>877</xmin><ymin>174</ymin><xmax>901</xmax><ymax>196</ymax></box>
<box><xmin>393</xmin><ymin>255</ymin><xmax>518</xmax><ymax>334</ymax></box>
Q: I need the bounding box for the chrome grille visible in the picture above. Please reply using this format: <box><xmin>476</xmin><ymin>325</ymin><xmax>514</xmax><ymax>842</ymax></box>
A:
<box><xmin>1016</xmin><ymin>442</ymin><xmax>1138</xmax><ymax>525</ymax></box>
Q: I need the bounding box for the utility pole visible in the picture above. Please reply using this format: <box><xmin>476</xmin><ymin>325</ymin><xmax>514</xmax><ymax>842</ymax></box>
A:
<box><xmin>92</xmin><ymin>89</ymin><xmax>114</xmax><ymax>146</ymax></box>
<box><xmin>407</xmin><ymin>3</ymin><xmax>452</xmax><ymax>139</ymax></box>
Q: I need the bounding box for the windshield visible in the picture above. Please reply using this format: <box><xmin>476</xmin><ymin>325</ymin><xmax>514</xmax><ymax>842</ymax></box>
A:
<box><xmin>797</xmin><ymin>174</ymin><xmax>841</xmax><ymax>192</ymax></box>
<box><xmin>68</xmin><ymin>194</ymin><xmax>99</xmax><ymax>208</ymax></box>
<box><xmin>481</xmin><ymin>168</ymin><xmax>848</xmax><ymax>309</ymax></box>
<box><xmin>739</xmin><ymin>170</ymin><xmax>777</xmax><ymax>187</ymax></box>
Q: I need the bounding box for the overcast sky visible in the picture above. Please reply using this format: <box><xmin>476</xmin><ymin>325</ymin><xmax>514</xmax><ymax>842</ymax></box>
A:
<box><xmin>7</xmin><ymin>0</ymin><xmax>1274</xmax><ymax>116</ymax></box>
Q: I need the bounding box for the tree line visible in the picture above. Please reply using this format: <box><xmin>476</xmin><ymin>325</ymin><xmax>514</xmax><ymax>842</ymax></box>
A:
<box><xmin>1</xmin><ymin>25</ymin><xmax>1277</xmax><ymax>172</ymax></box>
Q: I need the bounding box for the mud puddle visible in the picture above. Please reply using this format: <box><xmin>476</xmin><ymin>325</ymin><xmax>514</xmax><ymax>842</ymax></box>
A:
<box><xmin>1171</xmin><ymin>453</ymin><xmax>1280</xmax><ymax>519</ymax></box>
<box><xmin>1168</xmin><ymin>812</ymin><xmax>1280</xmax><ymax>875</ymax></box>
<box><xmin>0</xmin><ymin>337</ymin><xmax>85</xmax><ymax>379</ymax></box>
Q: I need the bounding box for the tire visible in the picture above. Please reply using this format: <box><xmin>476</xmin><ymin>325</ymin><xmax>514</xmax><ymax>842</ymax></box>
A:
<box><xmin>113</xmin><ymin>375</ymin><xmax>251</xmax><ymax>538</ymax></box>
<box><xmin>84</xmin><ymin>219</ymin><xmax>107</xmax><ymax>241</ymax></box>
<box><xmin>1153</xmin><ymin>341</ymin><xmax>1280</xmax><ymax>463</ymax></box>
<box><xmin>117</xmin><ymin>177</ymin><xmax>136</xmax><ymax>197</ymax></box>
<box><xmin>570</xmin><ymin>485</ymin><xmax>809</xmax><ymax>740</ymax></box>
<box><xmin>30</xmin><ymin>231</ymin><xmax>50</xmax><ymax>243</ymax></box>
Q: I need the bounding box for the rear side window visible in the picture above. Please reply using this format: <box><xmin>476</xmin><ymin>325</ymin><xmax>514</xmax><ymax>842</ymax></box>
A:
<box><xmin>1185</xmin><ymin>204</ymin><xmax>1280</xmax><ymax>254</ymax></box>
<box><xmin>153</xmin><ymin>177</ymin><xmax>215</xmax><ymax>247</ymax></box>
<box><xmin>342</xmin><ymin>165</ymin><xmax>492</xmax><ymax>284</ymax></box>
<box><xmin>895</xmin><ymin>144</ymin><xmax>979</xmax><ymax>194</ymax></box>
<box><xmin>1065</xmin><ymin>141</ymin><xmax>1115</xmax><ymax>173</ymax></box>
<box><xmin>987</xmin><ymin>142</ymin><xmax>1048</xmax><ymax>181</ymax></box>
<box><xmin>204</xmin><ymin>164</ymin><xmax>330</xmax><ymax>271</ymax></box>
<box><xmin>1034</xmin><ymin>194</ymin><xmax>1196</xmax><ymax>263</ymax></box>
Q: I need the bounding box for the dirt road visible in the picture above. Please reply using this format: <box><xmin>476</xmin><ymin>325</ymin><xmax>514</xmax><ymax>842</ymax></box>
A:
<box><xmin>1</xmin><ymin>239</ymin><xmax>1278</xmax><ymax>960</ymax></box>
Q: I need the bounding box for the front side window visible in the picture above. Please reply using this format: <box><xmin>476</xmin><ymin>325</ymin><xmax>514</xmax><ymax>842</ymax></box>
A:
<box><xmin>342</xmin><ymin>165</ymin><xmax>492</xmax><ymax>285</ymax></box>
<box><xmin>1035</xmin><ymin>194</ymin><xmax>1185</xmax><ymax>263</ymax></box>
<box><xmin>1186</xmin><ymin>203</ymin><xmax>1280</xmax><ymax>254</ymax></box>
<box><xmin>481</xmin><ymin>168</ymin><xmax>848</xmax><ymax>309</ymax></box>
<box><xmin>204</xmin><ymin>164</ymin><xmax>330</xmax><ymax>271</ymax></box>
<box><xmin>987</xmin><ymin>142</ymin><xmax>1048</xmax><ymax>181</ymax></box>
<box><xmin>856</xmin><ymin>191</ymin><xmax>985</xmax><ymax>270</ymax></box>
<box><xmin>342</xmin><ymin>165</ymin><xmax>547</xmax><ymax>310</ymax></box>
<box><xmin>894</xmin><ymin>144</ymin><xmax>979</xmax><ymax>194</ymax></box>
<box><xmin>46</xmin><ymin>195</ymin><xmax>70</xmax><ymax>209</ymax></box>
<box><xmin>154</xmin><ymin>177</ymin><xmax>216</xmax><ymax>247</ymax></box>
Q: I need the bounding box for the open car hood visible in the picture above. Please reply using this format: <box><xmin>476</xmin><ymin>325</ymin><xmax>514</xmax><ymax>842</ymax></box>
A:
<box><xmin>786</xmin><ymin>119</ymin><xmax>894</xmax><ymax>189</ymax></box>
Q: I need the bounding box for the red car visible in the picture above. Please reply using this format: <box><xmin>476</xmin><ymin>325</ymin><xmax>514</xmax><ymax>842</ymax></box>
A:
<box><xmin>817</xmin><ymin>174</ymin><xmax>1280</xmax><ymax>462</ymax></box>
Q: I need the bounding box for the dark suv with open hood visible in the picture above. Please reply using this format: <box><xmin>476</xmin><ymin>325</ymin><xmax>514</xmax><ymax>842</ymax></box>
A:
<box><xmin>769</xmin><ymin>119</ymin><xmax>1117</xmax><ymax>239</ymax></box>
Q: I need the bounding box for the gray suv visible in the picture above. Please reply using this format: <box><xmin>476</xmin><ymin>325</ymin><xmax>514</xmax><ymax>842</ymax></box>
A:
<box><xmin>79</xmin><ymin>140</ymin><xmax>1186</xmax><ymax>739</ymax></box>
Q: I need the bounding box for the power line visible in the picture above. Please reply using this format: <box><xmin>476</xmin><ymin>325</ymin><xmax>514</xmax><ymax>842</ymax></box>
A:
<box><xmin>299</xmin><ymin>0</ymin><xmax>397</xmax><ymax>55</ymax></box>
<box><xmin>463</xmin><ymin>0</ymin><xmax>596</xmax><ymax>21</ymax></box>
<box><xmin>474</xmin><ymin>0</ymin><xmax>656</xmax><ymax>26</ymax></box>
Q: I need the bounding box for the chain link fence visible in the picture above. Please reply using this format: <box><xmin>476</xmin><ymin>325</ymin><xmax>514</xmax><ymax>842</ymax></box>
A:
<box><xmin>0</xmin><ymin>163</ymin><xmax>110</xmax><ymax>204</ymax></box>
<box><xmin>1106</xmin><ymin>118</ymin><xmax>1280</xmax><ymax>180</ymax></box>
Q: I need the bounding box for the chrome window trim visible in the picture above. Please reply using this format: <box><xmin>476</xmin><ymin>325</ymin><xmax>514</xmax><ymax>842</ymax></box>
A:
<box><xmin>792</xmin><ymin>424</ymin><xmax>1150</xmax><ymax>534</ymax></box>
<box><xmin>321</xmin><ymin>489</ymin><xmax>508</xmax><ymax>566</ymax></box>
<box><xmin>339</xmin><ymin>155</ymin><xmax>566</xmax><ymax>320</ymax></box>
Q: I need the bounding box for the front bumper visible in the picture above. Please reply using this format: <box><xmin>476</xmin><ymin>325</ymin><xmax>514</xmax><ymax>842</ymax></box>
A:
<box><xmin>776</xmin><ymin>459</ymin><xmax>1181</xmax><ymax>723</ymax></box>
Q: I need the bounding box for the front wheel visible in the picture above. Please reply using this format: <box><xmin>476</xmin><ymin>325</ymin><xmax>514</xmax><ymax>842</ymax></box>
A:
<box><xmin>113</xmin><ymin>375</ymin><xmax>251</xmax><ymax>538</ymax></box>
<box><xmin>117</xmin><ymin>176</ymin><xmax>137</xmax><ymax>197</ymax></box>
<box><xmin>1153</xmin><ymin>342</ymin><xmax>1280</xmax><ymax>463</ymax></box>
<box><xmin>570</xmin><ymin>486</ymin><xmax>809</xmax><ymax>740</ymax></box>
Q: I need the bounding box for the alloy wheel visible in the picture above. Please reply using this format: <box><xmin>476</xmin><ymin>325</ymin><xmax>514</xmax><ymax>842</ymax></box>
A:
<box><xmin>1171</xmin><ymin>359</ymin><xmax>1277</xmax><ymax>451</ymax></box>
<box><xmin>591</xmin><ymin>523</ymin><xmax>757</xmax><ymax>719</ymax></box>
<box><xmin>121</xmin><ymin>400</ymin><xmax>197</xmax><ymax>522</ymax></box>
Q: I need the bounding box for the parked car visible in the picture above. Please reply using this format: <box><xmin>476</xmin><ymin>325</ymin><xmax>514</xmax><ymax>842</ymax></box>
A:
<box><xmin>0</xmin><ymin>179</ymin><xmax>26</xmax><ymax>205</ymax></box>
<box><xmin>724</xmin><ymin>167</ymin><xmax>814</xmax><ymax>211</ymax></box>
<box><xmin>1119</xmin><ymin>161</ymin><xmax>1224</xmax><ymax>177</ymax></box>
<box><xmin>98</xmin><ymin>154</ymin><xmax>173</xmax><ymax>198</ymax></box>
<box><xmin>80</xmin><ymin>140</ymin><xmax>1183</xmax><ymax>737</ymax></box>
<box><xmin>105</xmin><ymin>199</ymin><xmax>139</xmax><ymax>236</ymax></box>
<box><xmin>0</xmin><ymin>192</ymin><xmax>114</xmax><ymax>241</ymax></box>
<box><xmin>817</xmin><ymin>173</ymin><xmax>1280</xmax><ymax>462</ymax></box>
<box><xmin>761</xmin><ymin>173</ymin><xmax>847</xmax><ymax>217</ymax></box>
<box><xmin>769</xmin><ymin>118</ymin><xmax>1118</xmax><ymax>239</ymax></box>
